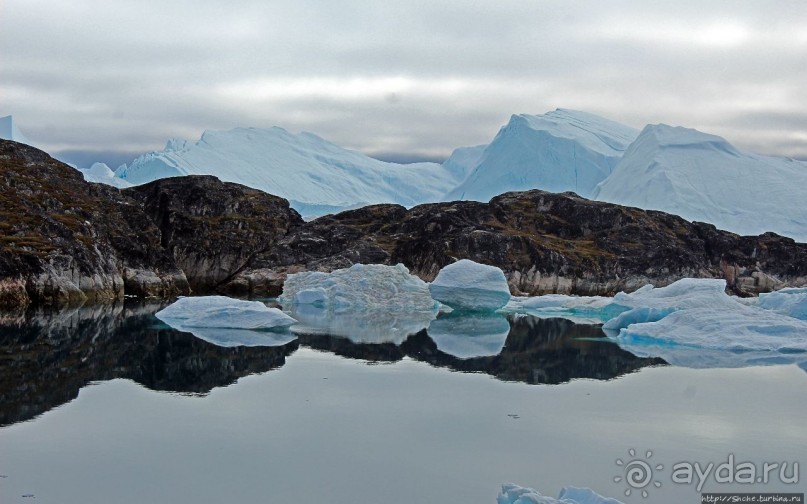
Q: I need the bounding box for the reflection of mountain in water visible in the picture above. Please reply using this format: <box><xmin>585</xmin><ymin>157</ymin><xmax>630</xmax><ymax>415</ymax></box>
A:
<box><xmin>0</xmin><ymin>305</ymin><xmax>663</xmax><ymax>427</ymax></box>
<box><xmin>0</xmin><ymin>302</ymin><xmax>297</xmax><ymax>426</ymax></box>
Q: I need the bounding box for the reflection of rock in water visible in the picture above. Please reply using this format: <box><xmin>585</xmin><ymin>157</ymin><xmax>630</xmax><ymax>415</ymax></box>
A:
<box><xmin>300</xmin><ymin>315</ymin><xmax>664</xmax><ymax>385</ymax></box>
<box><xmin>1</xmin><ymin>306</ymin><xmax>663</xmax><ymax>428</ymax></box>
<box><xmin>403</xmin><ymin>316</ymin><xmax>665</xmax><ymax>384</ymax></box>
<box><xmin>0</xmin><ymin>301</ymin><xmax>297</xmax><ymax>426</ymax></box>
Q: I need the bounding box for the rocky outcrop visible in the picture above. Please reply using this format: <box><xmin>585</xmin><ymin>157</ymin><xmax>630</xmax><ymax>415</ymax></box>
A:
<box><xmin>125</xmin><ymin>176</ymin><xmax>303</xmax><ymax>295</ymax></box>
<box><xmin>3</xmin><ymin>139</ymin><xmax>806</xmax><ymax>308</ymax></box>
<box><xmin>249</xmin><ymin>191</ymin><xmax>807</xmax><ymax>297</ymax></box>
<box><xmin>0</xmin><ymin>140</ymin><xmax>189</xmax><ymax>307</ymax></box>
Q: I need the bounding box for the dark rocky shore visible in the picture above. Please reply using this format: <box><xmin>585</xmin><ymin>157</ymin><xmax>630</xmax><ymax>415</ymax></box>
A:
<box><xmin>2</xmin><ymin>139</ymin><xmax>806</xmax><ymax>308</ymax></box>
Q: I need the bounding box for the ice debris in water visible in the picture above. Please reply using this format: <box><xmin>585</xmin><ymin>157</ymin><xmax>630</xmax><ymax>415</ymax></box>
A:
<box><xmin>503</xmin><ymin>294</ymin><xmax>619</xmax><ymax>324</ymax></box>
<box><xmin>279</xmin><ymin>263</ymin><xmax>439</xmax><ymax>344</ymax></box>
<box><xmin>505</xmin><ymin>278</ymin><xmax>807</xmax><ymax>369</ymax></box>
<box><xmin>280</xmin><ymin>263</ymin><xmax>438</xmax><ymax>312</ymax></box>
<box><xmin>155</xmin><ymin>296</ymin><xmax>297</xmax><ymax>347</ymax></box>
<box><xmin>429</xmin><ymin>259</ymin><xmax>511</xmax><ymax>311</ymax></box>
<box><xmin>497</xmin><ymin>483</ymin><xmax>623</xmax><ymax>504</ymax></box>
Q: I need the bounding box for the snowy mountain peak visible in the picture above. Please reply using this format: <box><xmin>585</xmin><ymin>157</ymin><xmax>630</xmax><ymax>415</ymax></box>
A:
<box><xmin>0</xmin><ymin>115</ymin><xmax>33</xmax><ymax>146</ymax></box>
<box><xmin>443</xmin><ymin>109</ymin><xmax>639</xmax><ymax>202</ymax></box>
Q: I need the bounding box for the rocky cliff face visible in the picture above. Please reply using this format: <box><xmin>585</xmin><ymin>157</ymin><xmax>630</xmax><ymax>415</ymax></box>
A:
<box><xmin>0</xmin><ymin>140</ymin><xmax>189</xmax><ymax>308</ymax></box>
<box><xmin>125</xmin><ymin>176</ymin><xmax>303</xmax><ymax>295</ymax></box>
<box><xmin>2</xmin><ymin>139</ymin><xmax>806</xmax><ymax>308</ymax></box>
<box><xmin>251</xmin><ymin>191</ymin><xmax>807</xmax><ymax>296</ymax></box>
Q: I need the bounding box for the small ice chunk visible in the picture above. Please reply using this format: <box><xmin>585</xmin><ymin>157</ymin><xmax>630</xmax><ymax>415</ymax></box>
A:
<box><xmin>497</xmin><ymin>484</ymin><xmax>623</xmax><ymax>504</ymax></box>
<box><xmin>427</xmin><ymin>312</ymin><xmax>510</xmax><ymax>358</ymax></box>
<box><xmin>183</xmin><ymin>305</ymin><xmax>296</xmax><ymax>330</ymax></box>
<box><xmin>155</xmin><ymin>296</ymin><xmax>297</xmax><ymax>347</ymax></box>
<box><xmin>429</xmin><ymin>259</ymin><xmax>511</xmax><ymax>311</ymax></box>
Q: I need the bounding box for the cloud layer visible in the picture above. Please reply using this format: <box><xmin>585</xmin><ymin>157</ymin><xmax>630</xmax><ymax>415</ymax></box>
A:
<box><xmin>2</xmin><ymin>0</ymin><xmax>806</xmax><ymax>163</ymax></box>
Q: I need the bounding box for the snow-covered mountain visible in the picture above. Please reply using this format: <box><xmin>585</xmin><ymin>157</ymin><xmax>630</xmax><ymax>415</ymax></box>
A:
<box><xmin>443</xmin><ymin>109</ymin><xmax>639</xmax><ymax>201</ymax></box>
<box><xmin>593</xmin><ymin>124</ymin><xmax>807</xmax><ymax>242</ymax></box>
<box><xmin>0</xmin><ymin>115</ymin><xmax>33</xmax><ymax>146</ymax></box>
<box><xmin>115</xmin><ymin>127</ymin><xmax>463</xmax><ymax>218</ymax></box>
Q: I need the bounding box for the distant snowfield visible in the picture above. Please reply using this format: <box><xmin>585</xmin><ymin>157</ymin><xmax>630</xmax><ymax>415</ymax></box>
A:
<box><xmin>4</xmin><ymin>110</ymin><xmax>806</xmax><ymax>240</ymax></box>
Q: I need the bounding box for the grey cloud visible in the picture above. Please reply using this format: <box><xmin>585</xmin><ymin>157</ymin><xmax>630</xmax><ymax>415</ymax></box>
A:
<box><xmin>2</xmin><ymin>0</ymin><xmax>806</xmax><ymax>161</ymax></box>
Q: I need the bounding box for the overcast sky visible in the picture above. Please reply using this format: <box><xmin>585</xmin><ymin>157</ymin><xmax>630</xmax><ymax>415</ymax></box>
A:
<box><xmin>2</xmin><ymin>0</ymin><xmax>806</xmax><ymax>166</ymax></box>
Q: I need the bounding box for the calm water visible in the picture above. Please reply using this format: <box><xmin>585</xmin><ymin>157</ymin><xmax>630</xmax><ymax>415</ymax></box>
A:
<box><xmin>0</xmin><ymin>302</ymin><xmax>805</xmax><ymax>503</ymax></box>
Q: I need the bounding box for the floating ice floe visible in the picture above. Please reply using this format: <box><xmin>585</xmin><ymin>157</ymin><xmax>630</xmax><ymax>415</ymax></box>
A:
<box><xmin>505</xmin><ymin>278</ymin><xmax>807</xmax><ymax>369</ymax></box>
<box><xmin>155</xmin><ymin>296</ymin><xmax>297</xmax><ymax>347</ymax></box>
<box><xmin>427</xmin><ymin>312</ymin><xmax>511</xmax><ymax>359</ymax></box>
<box><xmin>497</xmin><ymin>483</ymin><xmax>623</xmax><ymax>504</ymax></box>
<box><xmin>429</xmin><ymin>259</ymin><xmax>511</xmax><ymax>311</ymax></box>
<box><xmin>279</xmin><ymin>264</ymin><xmax>439</xmax><ymax>344</ymax></box>
<box><xmin>755</xmin><ymin>288</ymin><xmax>807</xmax><ymax>320</ymax></box>
<box><xmin>601</xmin><ymin>279</ymin><xmax>807</xmax><ymax>368</ymax></box>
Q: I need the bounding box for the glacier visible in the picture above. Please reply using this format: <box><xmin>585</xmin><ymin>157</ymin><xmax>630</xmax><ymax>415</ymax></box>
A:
<box><xmin>155</xmin><ymin>296</ymin><xmax>297</xmax><ymax>347</ymax></box>
<box><xmin>114</xmin><ymin>127</ymin><xmax>464</xmax><ymax>218</ymax></box>
<box><xmin>444</xmin><ymin>109</ymin><xmax>639</xmax><ymax>202</ymax></box>
<box><xmin>497</xmin><ymin>483</ymin><xmax>623</xmax><ymax>504</ymax></box>
<box><xmin>593</xmin><ymin>124</ymin><xmax>807</xmax><ymax>242</ymax></box>
<box><xmin>429</xmin><ymin>259</ymin><xmax>512</xmax><ymax>311</ymax></box>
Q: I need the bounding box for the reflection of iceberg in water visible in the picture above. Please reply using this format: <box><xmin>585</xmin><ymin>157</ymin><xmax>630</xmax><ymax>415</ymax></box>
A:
<box><xmin>426</xmin><ymin>312</ymin><xmax>510</xmax><ymax>359</ymax></box>
<box><xmin>167</xmin><ymin>326</ymin><xmax>298</xmax><ymax>348</ymax></box>
<box><xmin>287</xmin><ymin>303</ymin><xmax>437</xmax><ymax>345</ymax></box>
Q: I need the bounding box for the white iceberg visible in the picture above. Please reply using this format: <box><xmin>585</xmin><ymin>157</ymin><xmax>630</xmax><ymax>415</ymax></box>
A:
<box><xmin>114</xmin><ymin>126</ymin><xmax>464</xmax><ymax>219</ymax></box>
<box><xmin>279</xmin><ymin>264</ymin><xmax>438</xmax><ymax>344</ymax></box>
<box><xmin>446</xmin><ymin>109</ymin><xmax>639</xmax><ymax>202</ymax></box>
<box><xmin>280</xmin><ymin>263</ymin><xmax>438</xmax><ymax>312</ymax></box>
<box><xmin>497</xmin><ymin>483</ymin><xmax>623</xmax><ymax>504</ymax></box>
<box><xmin>429</xmin><ymin>259</ymin><xmax>511</xmax><ymax>311</ymax></box>
<box><xmin>756</xmin><ymin>288</ymin><xmax>807</xmax><ymax>320</ymax></box>
<box><xmin>76</xmin><ymin>162</ymin><xmax>133</xmax><ymax>189</ymax></box>
<box><xmin>504</xmin><ymin>278</ymin><xmax>807</xmax><ymax>369</ymax></box>
<box><xmin>600</xmin><ymin>280</ymin><xmax>807</xmax><ymax>368</ymax></box>
<box><xmin>594</xmin><ymin>123</ymin><xmax>807</xmax><ymax>242</ymax></box>
<box><xmin>427</xmin><ymin>313</ymin><xmax>510</xmax><ymax>359</ymax></box>
<box><xmin>155</xmin><ymin>296</ymin><xmax>297</xmax><ymax>347</ymax></box>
